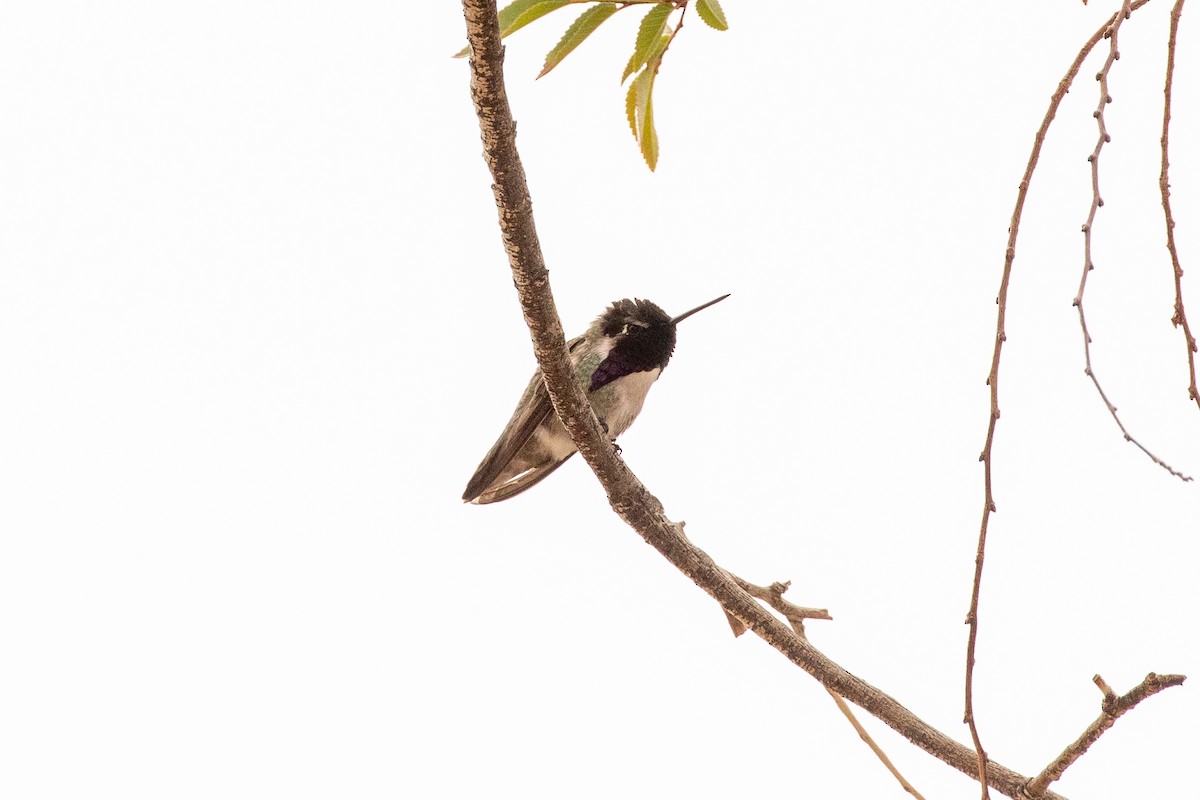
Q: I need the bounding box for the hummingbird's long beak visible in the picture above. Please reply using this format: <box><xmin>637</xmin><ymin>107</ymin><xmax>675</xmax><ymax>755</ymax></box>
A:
<box><xmin>671</xmin><ymin>294</ymin><xmax>730</xmax><ymax>325</ymax></box>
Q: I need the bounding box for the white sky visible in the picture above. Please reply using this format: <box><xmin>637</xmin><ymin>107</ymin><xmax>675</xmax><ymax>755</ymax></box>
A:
<box><xmin>1</xmin><ymin>2</ymin><xmax>1196</xmax><ymax>798</ymax></box>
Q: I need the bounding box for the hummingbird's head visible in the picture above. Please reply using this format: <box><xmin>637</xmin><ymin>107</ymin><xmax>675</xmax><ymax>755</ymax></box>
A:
<box><xmin>590</xmin><ymin>294</ymin><xmax>730</xmax><ymax>388</ymax></box>
<box><xmin>598</xmin><ymin>298</ymin><xmax>677</xmax><ymax>370</ymax></box>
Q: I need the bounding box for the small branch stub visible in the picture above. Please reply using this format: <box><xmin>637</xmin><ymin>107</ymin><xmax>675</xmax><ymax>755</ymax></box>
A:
<box><xmin>727</xmin><ymin>576</ymin><xmax>832</xmax><ymax>637</ymax></box>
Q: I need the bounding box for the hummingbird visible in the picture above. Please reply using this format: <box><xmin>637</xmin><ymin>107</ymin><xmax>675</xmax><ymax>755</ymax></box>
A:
<box><xmin>462</xmin><ymin>294</ymin><xmax>730</xmax><ymax>504</ymax></box>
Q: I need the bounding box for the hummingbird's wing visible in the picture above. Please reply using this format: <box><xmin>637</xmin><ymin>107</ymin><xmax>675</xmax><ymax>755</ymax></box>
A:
<box><xmin>461</xmin><ymin>371</ymin><xmax>554</xmax><ymax>502</ymax></box>
<box><xmin>462</xmin><ymin>336</ymin><xmax>585</xmax><ymax>504</ymax></box>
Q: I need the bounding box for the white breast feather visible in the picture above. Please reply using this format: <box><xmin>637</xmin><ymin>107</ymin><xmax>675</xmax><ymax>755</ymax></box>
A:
<box><xmin>601</xmin><ymin>368</ymin><xmax>661</xmax><ymax>438</ymax></box>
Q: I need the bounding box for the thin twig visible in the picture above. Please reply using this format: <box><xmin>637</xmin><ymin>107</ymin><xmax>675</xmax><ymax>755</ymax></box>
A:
<box><xmin>1160</xmin><ymin>0</ymin><xmax>1199</xmax><ymax>412</ymax></box>
<box><xmin>1020</xmin><ymin>673</ymin><xmax>1186</xmax><ymax>799</ymax></box>
<box><xmin>660</xmin><ymin>1</ymin><xmax>687</xmax><ymax>64</ymax></box>
<box><xmin>742</xmin><ymin>578</ymin><xmax>926</xmax><ymax>800</ymax></box>
<box><xmin>828</xmin><ymin>689</ymin><xmax>928</xmax><ymax>800</ymax></box>
<box><xmin>1074</xmin><ymin>0</ymin><xmax>1191</xmax><ymax>480</ymax></box>
<box><xmin>964</xmin><ymin>3</ymin><xmax>1155</xmax><ymax>798</ymax></box>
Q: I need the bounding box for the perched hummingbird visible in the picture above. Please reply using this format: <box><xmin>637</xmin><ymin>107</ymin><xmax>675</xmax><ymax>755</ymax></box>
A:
<box><xmin>462</xmin><ymin>294</ymin><xmax>730</xmax><ymax>504</ymax></box>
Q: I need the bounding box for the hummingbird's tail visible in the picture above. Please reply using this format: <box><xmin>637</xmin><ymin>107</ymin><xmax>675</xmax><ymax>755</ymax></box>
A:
<box><xmin>463</xmin><ymin>452</ymin><xmax>576</xmax><ymax>504</ymax></box>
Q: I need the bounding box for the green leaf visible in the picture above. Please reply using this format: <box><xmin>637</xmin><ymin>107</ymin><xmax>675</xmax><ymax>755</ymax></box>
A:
<box><xmin>641</xmin><ymin>83</ymin><xmax>659</xmax><ymax>170</ymax></box>
<box><xmin>499</xmin><ymin>0</ymin><xmax>554</xmax><ymax>32</ymax></box>
<box><xmin>621</xmin><ymin>2</ymin><xmax>672</xmax><ymax>83</ymax></box>
<box><xmin>625</xmin><ymin>74</ymin><xmax>639</xmax><ymax>138</ymax></box>
<box><xmin>507</xmin><ymin>0</ymin><xmax>572</xmax><ymax>36</ymax></box>
<box><xmin>644</xmin><ymin>28</ymin><xmax>672</xmax><ymax>68</ymax></box>
<box><xmin>454</xmin><ymin>0</ymin><xmax>571</xmax><ymax>58</ymax></box>
<box><xmin>538</xmin><ymin>3</ymin><xmax>619</xmax><ymax>79</ymax></box>
<box><xmin>627</xmin><ymin>68</ymin><xmax>659</xmax><ymax>170</ymax></box>
<box><xmin>695</xmin><ymin>0</ymin><xmax>729</xmax><ymax>31</ymax></box>
<box><xmin>625</xmin><ymin>31</ymin><xmax>671</xmax><ymax>170</ymax></box>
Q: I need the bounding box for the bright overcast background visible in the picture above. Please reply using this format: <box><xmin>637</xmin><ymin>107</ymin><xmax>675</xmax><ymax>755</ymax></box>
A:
<box><xmin>1</xmin><ymin>2</ymin><xmax>1197</xmax><ymax>798</ymax></box>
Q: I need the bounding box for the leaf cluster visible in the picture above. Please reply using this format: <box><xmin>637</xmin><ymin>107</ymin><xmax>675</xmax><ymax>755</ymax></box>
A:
<box><xmin>456</xmin><ymin>0</ymin><xmax>728</xmax><ymax>170</ymax></box>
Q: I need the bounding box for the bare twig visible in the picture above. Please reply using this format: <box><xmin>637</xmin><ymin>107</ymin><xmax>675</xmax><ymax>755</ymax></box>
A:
<box><xmin>741</xmin><ymin>578</ymin><xmax>925</xmax><ymax>800</ymax></box>
<box><xmin>660</xmin><ymin>2</ymin><xmax>687</xmax><ymax>64</ymax></box>
<box><xmin>1020</xmin><ymin>673</ymin><xmax>1187</xmax><ymax>799</ymax></box>
<box><xmin>828</xmin><ymin>689</ymin><xmax>928</xmax><ymax>800</ymax></box>
<box><xmin>965</xmin><ymin>3</ymin><xmax>1155</xmax><ymax>797</ymax></box>
<box><xmin>1074</xmin><ymin>0</ymin><xmax>1191</xmax><ymax>480</ymax></box>
<box><xmin>1160</xmin><ymin>0</ymin><xmax>1199</xmax><ymax>412</ymax></box>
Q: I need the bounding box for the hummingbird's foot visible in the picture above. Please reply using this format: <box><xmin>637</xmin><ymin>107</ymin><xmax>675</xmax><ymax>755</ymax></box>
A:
<box><xmin>611</xmin><ymin>441</ymin><xmax>622</xmax><ymax>455</ymax></box>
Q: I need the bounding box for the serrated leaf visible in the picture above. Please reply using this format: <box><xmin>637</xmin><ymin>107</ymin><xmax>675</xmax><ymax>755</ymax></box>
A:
<box><xmin>624</xmin><ymin>32</ymin><xmax>671</xmax><ymax>170</ymax></box>
<box><xmin>644</xmin><ymin>29</ymin><xmax>671</xmax><ymax>69</ymax></box>
<box><xmin>621</xmin><ymin>3</ymin><xmax>672</xmax><ymax>83</ymax></box>
<box><xmin>641</xmin><ymin>85</ymin><xmax>658</xmax><ymax>170</ymax></box>
<box><xmin>454</xmin><ymin>0</ymin><xmax>571</xmax><ymax>58</ymax></box>
<box><xmin>538</xmin><ymin>3</ymin><xmax>619</xmax><ymax>79</ymax></box>
<box><xmin>508</xmin><ymin>0</ymin><xmax>572</xmax><ymax>35</ymax></box>
<box><xmin>625</xmin><ymin>76</ymin><xmax>639</xmax><ymax>138</ymax></box>
<box><xmin>498</xmin><ymin>0</ymin><xmax>552</xmax><ymax>32</ymax></box>
<box><xmin>695</xmin><ymin>0</ymin><xmax>729</xmax><ymax>31</ymax></box>
<box><xmin>627</xmin><ymin>68</ymin><xmax>659</xmax><ymax>170</ymax></box>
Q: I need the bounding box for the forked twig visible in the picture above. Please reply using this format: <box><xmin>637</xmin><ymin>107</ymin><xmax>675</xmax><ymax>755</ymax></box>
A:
<box><xmin>732</xmin><ymin>576</ymin><xmax>924</xmax><ymax>799</ymax></box>
<box><xmin>727</xmin><ymin>576</ymin><xmax>832</xmax><ymax>635</ymax></box>
<box><xmin>1020</xmin><ymin>673</ymin><xmax>1186</xmax><ymax>799</ymax></box>
<box><xmin>964</xmin><ymin>3</ymin><xmax>1154</xmax><ymax>798</ymax></box>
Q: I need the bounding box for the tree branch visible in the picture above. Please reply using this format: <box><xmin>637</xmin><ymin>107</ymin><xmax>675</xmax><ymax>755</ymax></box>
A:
<box><xmin>1159</xmin><ymin>0</ymin><xmax>1199</xmax><ymax>413</ymax></box>
<box><xmin>964</xmin><ymin>3</ymin><xmax>1156</xmax><ymax>796</ymax></box>
<box><xmin>1020</xmin><ymin>673</ymin><xmax>1187</xmax><ymax>799</ymax></box>
<box><xmin>746</xmin><ymin>578</ymin><xmax>923</xmax><ymax>798</ymax></box>
<box><xmin>460</xmin><ymin>2</ymin><xmax>1177</xmax><ymax>798</ymax></box>
<box><xmin>827</xmin><ymin>688</ymin><xmax>928</xmax><ymax>800</ymax></box>
<box><xmin>728</xmin><ymin>576</ymin><xmax>832</xmax><ymax>635</ymax></box>
<box><xmin>1071</xmin><ymin>0</ymin><xmax>1190</xmax><ymax>480</ymax></box>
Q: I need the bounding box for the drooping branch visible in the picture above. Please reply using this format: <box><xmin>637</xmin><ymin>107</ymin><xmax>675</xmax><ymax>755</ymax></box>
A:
<box><xmin>1160</xmin><ymin>0</ymin><xmax>1199</xmax><ymax>412</ymax></box>
<box><xmin>1072</xmin><ymin>0</ymin><xmax>1190</xmax><ymax>480</ymax></box>
<box><xmin>461</xmin><ymin>1</ymin><xmax>1077</xmax><ymax>797</ymax></box>
<box><xmin>1019</xmin><ymin>673</ymin><xmax>1186</xmax><ymax>799</ymax></box>
<box><xmin>963</xmin><ymin>3</ymin><xmax>1155</xmax><ymax>797</ymax></box>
